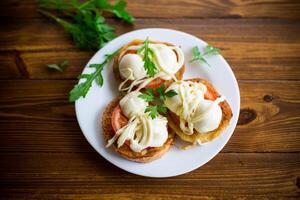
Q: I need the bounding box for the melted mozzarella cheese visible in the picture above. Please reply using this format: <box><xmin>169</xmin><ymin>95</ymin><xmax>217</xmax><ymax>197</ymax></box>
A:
<box><xmin>129</xmin><ymin>115</ymin><xmax>168</xmax><ymax>152</ymax></box>
<box><xmin>119</xmin><ymin>91</ymin><xmax>148</xmax><ymax>119</ymax></box>
<box><xmin>164</xmin><ymin>81</ymin><xmax>224</xmax><ymax>135</ymax></box>
<box><xmin>118</xmin><ymin>42</ymin><xmax>184</xmax><ymax>93</ymax></box>
<box><xmin>119</xmin><ymin>54</ymin><xmax>147</xmax><ymax>80</ymax></box>
<box><xmin>107</xmin><ymin>91</ymin><xmax>168</xmax><ymax>152</ymax></box>
<box><xmin>165</xmin><ymin>81</ymin><xmax>206</xmax><ymax>119</ymax></box>
<box><xmin>193</xmin><ymin>99</ymin><xmax>223</xmax><ymax>133</ymax></box>
<box><xmin>150</xmin><ymin>44</ymin><xmax>184</xmax><ymax>80</ymax></box>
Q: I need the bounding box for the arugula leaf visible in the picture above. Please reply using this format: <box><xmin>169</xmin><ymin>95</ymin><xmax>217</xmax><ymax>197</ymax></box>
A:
<box><xmin>138</xmin><ymin>38</ymin><xmax>157</xmax><ymax>77</ymax></box>
<box><xmin>189</xmin><ymin>45</ymin><xmax>221</xmax><ymax>67</ymax></box>
<box><xmin>138</xmin><ymin>84</ymin><xmax>177</xmax><ymax>119</ymax></box>
<box><xmin>69</xmin><ymin>49</ymin><xmax>119</xmax><ymax>102</ymax></box>
<box><xmin>47</xmin><ymin>60</ymin><xmax>69</xmax><ymax>72</ymax></box>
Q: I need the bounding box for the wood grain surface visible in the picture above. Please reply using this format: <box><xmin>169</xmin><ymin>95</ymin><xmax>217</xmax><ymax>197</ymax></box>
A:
<box><xmin>0</xmin><ymin>0</ymin><xmax>299</xmax><ymax>199</ymax></box>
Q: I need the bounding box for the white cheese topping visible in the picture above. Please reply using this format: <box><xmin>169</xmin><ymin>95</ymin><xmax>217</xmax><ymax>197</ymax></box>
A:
<box><xmin>119</xmin><ymin>54</ymin><xmax>147</xmax><ymax>80</ymax></box>
<box><xmin>118</xmin><ymin>43</ymin><xmax>184</xmax><ymax>93</ymax></box>
<box><xmin>164</xmin><ymin>81</ymin><xmax>224</xmax><ymax>135</ymax></box>
<box><xmin>106</xmin><ymin>91</ymin><xmax>169</xmax><ymax>152</ymax></box>
<box><xmin>119</xmin><ymin>91</ymin><xmax>148</xmax><ymax>119</ymax></box>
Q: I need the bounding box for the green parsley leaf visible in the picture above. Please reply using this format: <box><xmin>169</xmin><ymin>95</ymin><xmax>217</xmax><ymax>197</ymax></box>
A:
<box><xmin>204</xmin><ymin>45</ymin><xmax>221</xmax><ymax>55</ymax></box>
<box><xmin>138</xmin><ymin>83</ymin><xmax>178</xmax><ymax>119</ymax></box>
<box><xmin>37</xmin><ymin>0</ymin><xmax>77</xmax><ymax>11</ymax></box>
<box><xmin>165</xmin><ymin>90</ymin><xmax>178</xmax><ymax>98</ymax></box>
<box><xmin>95</xmin><ymin>0</ymin><xmax>135</xmax><ymax>24</ymax></box>
<box><xmin>189</xmin><ymin>45</ymin><xmax>221</xmax><ymax>67</ymax></box>
<box><xmin>138</xmin><ymin>38</ymin><xmax>157</xmax><ymax>77</ymax></box>
<box><xmin>38</xmin><ymin>9</ymin><xmax>115</xmax><ymax>50</ymax></box>
<box><xmin>69</xmin><ymin>49</ymin><xmax>119</xmax><ymax>102</ymax></box>
<box><xmin>37</xmin><ymin>0</ymin><xmax>135</xmax><ymax>23</ymax></box>
<box><xmin>138</xmin><ymin>88</ymin><xmax>154</xmax><ymax>102</ymax></box>
<box><xmin>37</xmin><ymin>0</ymin><xmax>134</xmax><ymax>50</ymax></box>
<box><xmin>145</xmin><ymin>105</ymin><xmax>159</xmax><ymax>119</ymax></box>
<box><xmin>47</xmin><ymin>60</ymin><xmax>69</xmax><ymax>72</ymax></box>
<box><xmin>156</xmin><ymin>84</ymin><xmax>166</xmax><ymax>97</ymax></box>
<box><xmin>157</xmin><ymin>104</ymin><xmax>167</xmax><ymax>114</ymax></box>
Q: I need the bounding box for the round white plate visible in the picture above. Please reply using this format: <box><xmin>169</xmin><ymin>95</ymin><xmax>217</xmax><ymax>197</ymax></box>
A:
<box><xmin>75</xmin><ymin>28</ymin><xmax>240</xmax><ymax>178</ymax></box>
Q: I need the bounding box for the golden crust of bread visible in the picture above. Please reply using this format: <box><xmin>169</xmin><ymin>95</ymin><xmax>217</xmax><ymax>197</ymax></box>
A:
<box><xmin>167</xmin><ymin>78</ymin><xmax>233</xmax><ymax>144</ymax></box>
<box><xmin>113</xmin><ymin>39</ymin><xmax>185</xmax><ymax>88</ymax></box>
<box><xmin>102</xmin><ymin>97</ymin><xmax>175</xmax><ymax>163</ymax></box>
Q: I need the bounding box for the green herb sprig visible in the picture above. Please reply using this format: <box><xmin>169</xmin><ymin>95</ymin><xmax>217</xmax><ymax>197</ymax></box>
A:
<box><xmin>189</xmin><ymin>45</ymin><xmax>221</xmax><ymax>67</ymax></box>
<box><xmin>138</xmin><ymin>84</ymin><xmax>177</xmax><ymax>119</ymax></box>
<box><xmin>137</xmin><ymin>38</ymin><xmax>157</xmax><ymax>77</ymax></box>
<box><xmin>69</xmin><ymin>49</ymin><xmax>119</xmax><ymax>102</ymax></box>
<box><xmin>47</xmin><ymin>60</ymin><xmax>69</xmax><ymax>72</ymax></box>
<box><xmin>38</xmin><ymin>0</ymin><xmax>134</xmax><ymax>23</ymax></box>
<box><xmin>37</xmin><ymin>0</ymin><xmax>134</xmax><ymax>50</ymax></box>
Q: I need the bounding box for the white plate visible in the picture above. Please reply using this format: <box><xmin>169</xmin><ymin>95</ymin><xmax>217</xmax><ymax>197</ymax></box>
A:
<box><xmin>75</xmin><ymin>28</ymin><xmax>240</xmax><ymax>178</ymax></box>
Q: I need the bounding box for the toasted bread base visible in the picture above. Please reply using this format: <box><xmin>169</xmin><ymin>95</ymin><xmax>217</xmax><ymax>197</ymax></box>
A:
<box><xmin>113</xmin><ymin>39</ymin><xmax>185</xmax><ymax>88</ymax></box>
<box><xmin>102</xmin><ymin>97</ymin><xmax>175</xmax><ymax>163</ymax></box>
<box><xmin>167</xmin><ymin>78</ymin><xmax>233</xmax><ymax>144</ymax></box>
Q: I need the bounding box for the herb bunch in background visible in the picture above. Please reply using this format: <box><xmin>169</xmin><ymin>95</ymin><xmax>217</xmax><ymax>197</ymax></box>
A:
<box><xmin>37</xmin><ymin>0</ymin><xmax>134</xmax><ymax>51</ymax></box>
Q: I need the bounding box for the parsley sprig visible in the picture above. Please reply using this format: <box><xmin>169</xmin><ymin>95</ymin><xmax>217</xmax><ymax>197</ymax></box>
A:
<box><xmin>189</xmin><ymin>45</ymin><xmax>221</xmax><ymax>67</ymax></box>
<box><xmin>69</xmin><ymin>49</ymin><xmax>119</xmax><ymax>102</ymax></box>
<box><xmin>137</xmin><ymin>38</ymin><xmax>157</xmax><ymax>77</ymax></box>
<box><xmin>38</xmin><ymin>0</ymin><xmax>134</xmax><ymax>23</ymax></box>
<box><xmin>37</xmin><ymin>0</ymin><xmax>134</xmax><ymax>50</ymax></box>
<box><xmin>138</xmin><ymin>84</ymin><xmax>177</xmax><ymax>119</ymax></box>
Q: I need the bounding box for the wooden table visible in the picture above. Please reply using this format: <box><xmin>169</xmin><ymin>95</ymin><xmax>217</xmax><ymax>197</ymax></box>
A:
<box><xmin>0</xmin><ymin>0</ymin><xmax>299</xmax><ymax>199</ymax></box>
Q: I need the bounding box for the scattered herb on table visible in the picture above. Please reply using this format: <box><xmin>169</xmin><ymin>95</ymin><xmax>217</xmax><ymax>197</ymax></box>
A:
<box><xmin>47</xmin><ymin>60</ymin><xmax>69</xmax><ymax>72</ymax></box>
<box><xmin>37</xmin><ymin>0</ymin><xmax>135</xmax><ymax>101</ymax></box>
<box><xmin>69</xmin><ymin>49</ymin><xmax>119</xmax><ymax>102</ymax></box>
<box><xmin>137</xmin><ymin>38</ymin><xmax>157</xmax><ymax>77</ymax></box>
<box><xmin>37</xmin><ymin>0</ymin><xmax>134</xmax><ymax>50</ymax></box>
<box><xmin>189</xmin><ymin>45</ymin><xmax>221</xmax><ymax>67</ymax></box>
<box><xmin>138</xmin><ymin>84</ymin><xmax>177</xmax><ymax>119</ymax></box>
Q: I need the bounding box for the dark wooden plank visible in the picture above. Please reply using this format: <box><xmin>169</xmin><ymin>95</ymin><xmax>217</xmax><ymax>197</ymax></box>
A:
<box><xmin>2</xmin><ymin>18</ymin><xmax>299</xmax><ymax>50</ymax></box>
<box><xmin>1</xmin><ymin>0</ymin><xmax>300</xmax><ymax>19</ymax></box>
<box><xmin>0</xmin><ymin>52</ymin><xmax>22</xmax><ymax>78</ymax></box>
<box><xmin>0</xmin><ymin>152</ymin><xmax>299</xmax><ymax>199</ymax></box>
<box><xmin>0</xmin><ymin>80</ymin><xmax>299</xmax><ymax>153</ymax></box>
<box><xmin>21</xmin><ymin>50</ymin><xmax>93</xmax><ymax>79</ymax></box>
<box><xmin>1</xmin><ymin>18</ymin><xmax>300</xmax><ymax>80</ymax></box>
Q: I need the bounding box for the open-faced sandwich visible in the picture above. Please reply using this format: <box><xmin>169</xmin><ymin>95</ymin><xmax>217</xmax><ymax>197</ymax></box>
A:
<box><xmin>101</xmin><ymin>38</ymin><xmax>233</xmax><ymax>162</ymax></box>
<box><xmin>113</xmin><ymin>39</ymin><xmax>185</xmax><ymax>92</ymax></box>
<box><xmin>164</xmin><ymin>79</ymin><xmax>232</xmax><ymax>144</ymax></box>
<box><xmin>102</xmin><ymin>91</ymin><xmax>175</xmax><ymax>162</ymax></box>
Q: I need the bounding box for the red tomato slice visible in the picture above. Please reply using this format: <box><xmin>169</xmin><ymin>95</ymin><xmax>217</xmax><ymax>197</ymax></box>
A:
<box><xmin>203</xmin><ymin>82</ymin><xmax>219</xmax><ymax>101</ymax></box>
<box><xmin>146</xmin><ymin>78</ymin><xmax>165</xmax><ymax>89</ymax></box>
<box><xmin>111</xmin><ymin>104</ymin><xmax>128</xmax><ymax>133</ymax></box>
<box><xmin>111</xmin><ymin>104</ymin><xmax>131</xmax><ymax>146</ymax></box>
